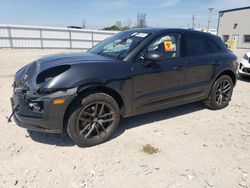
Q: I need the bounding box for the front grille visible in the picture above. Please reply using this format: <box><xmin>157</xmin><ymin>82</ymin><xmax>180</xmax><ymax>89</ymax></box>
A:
<box><xmin>242</xmin><ymin>68</ymin><xmax>250</xmax><ymax>73</ymax></box>
<box><xmin>12</xmin><ymin>89</ymin><xmax>44</xmax><ymax>118</ymax></box>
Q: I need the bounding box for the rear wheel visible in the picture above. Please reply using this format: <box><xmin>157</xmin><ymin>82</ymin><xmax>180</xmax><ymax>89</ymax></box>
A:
<box><xmin>67</xmin><ymin>93</ymin><xmax>120</xmax><ymax>147</ymax></box>
<box><xmin>203</xmin><ymin>75</ymin><xmax>234</xmax><ymax>110</ymax></box>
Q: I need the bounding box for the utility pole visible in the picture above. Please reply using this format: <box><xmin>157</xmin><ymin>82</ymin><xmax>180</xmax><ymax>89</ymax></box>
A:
<box><xmin>192</xmin><ymin>15</ymin><xmax>195</xmax><ymax>29</ymax></box>
<box><xmin>137</xmin><ymin>10</ymin><xmax>140</xmax><ymax>27</ymax></box>
<box><xmin>82</xmin><ymin>19</ymin><xmax>86</xmax><ymax>29</ymax></box>
<box><xmin>207</xmin><ymin>8</ymin><xmax>214</xmax><ymax>32</ymax></box>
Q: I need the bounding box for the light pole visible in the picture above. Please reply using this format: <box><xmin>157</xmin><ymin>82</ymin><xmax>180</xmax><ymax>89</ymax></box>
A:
<box><xmin>207</xmin><ymin>8</ymin><xmax>214</xmax><ymax>32</ymax></box>
<box><xmin>192</xmin><ymin>15</ymin><xmax>195</xmax><ymax>29</ymax></box>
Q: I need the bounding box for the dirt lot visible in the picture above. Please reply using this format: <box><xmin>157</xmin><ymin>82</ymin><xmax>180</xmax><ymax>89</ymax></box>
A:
<box><xmin>0</xmin><ymin>49</ymin><xmax>249</xmax><ymax>188</ymax></box>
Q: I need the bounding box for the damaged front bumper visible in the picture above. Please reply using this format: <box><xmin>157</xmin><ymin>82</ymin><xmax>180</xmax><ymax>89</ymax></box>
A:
<box><xmin>10</xmin><ymin>87</ymin><xmax>77</xmax><ymax>133</ymax></box>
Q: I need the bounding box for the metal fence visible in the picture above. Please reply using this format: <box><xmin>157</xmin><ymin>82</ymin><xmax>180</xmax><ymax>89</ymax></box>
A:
<box><xmin>0</xmin><ymin>25</ymin><xmax>118</xmax><ymax>49</ymax></box>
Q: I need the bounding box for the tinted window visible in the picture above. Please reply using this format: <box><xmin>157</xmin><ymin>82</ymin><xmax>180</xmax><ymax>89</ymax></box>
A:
<box><xmin>147</xmin><ymin>33</ymin><xmax>181</xmax><ymax>59</ymax></box>
<box><xmin>185</xmin><ymin>33</ymin><xmax>209</xmax><ymax>56</ymax></box>
<box><xmin>206</xmin><ymin>38</ymin><xmax>221</xmax><ymax>53</ymax></box>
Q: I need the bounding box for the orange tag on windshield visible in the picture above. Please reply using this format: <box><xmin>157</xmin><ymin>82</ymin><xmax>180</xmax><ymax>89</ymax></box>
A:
<box><xmin>164</xmin><ymin>40</ymin><xmax>173</xmax><ymax>52</ymax></box>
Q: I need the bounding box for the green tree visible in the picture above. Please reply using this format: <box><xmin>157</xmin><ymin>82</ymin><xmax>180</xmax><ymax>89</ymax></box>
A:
<box><xmin>103</xmin><ymin>21</ymin><xmax>130</xmax><ymax>31</ymax></box>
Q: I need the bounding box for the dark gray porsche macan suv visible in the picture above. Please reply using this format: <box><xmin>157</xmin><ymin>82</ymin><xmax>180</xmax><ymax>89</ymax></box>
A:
<box><xmin>11</xmin><ymin>28</ymin><xmax>237</xmax><ymax>147</ymax></box>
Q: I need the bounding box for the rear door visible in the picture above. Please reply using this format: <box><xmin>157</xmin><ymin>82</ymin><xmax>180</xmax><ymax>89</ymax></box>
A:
<box><xmin>182</xmin><ymin>33</ymin><xmax>219</xmax><ymax>99</ymax></box>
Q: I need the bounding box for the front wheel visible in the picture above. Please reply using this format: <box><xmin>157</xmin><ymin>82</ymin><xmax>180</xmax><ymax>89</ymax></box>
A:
<box><xmin>203</xmin><ymin>75</ymin><xmax>234</xmax><ymax>110</ymax></box>
<box><xmin>67</xmin><ymin>93</ymin><xmax>120</xmax><ymax>147</ymax></box>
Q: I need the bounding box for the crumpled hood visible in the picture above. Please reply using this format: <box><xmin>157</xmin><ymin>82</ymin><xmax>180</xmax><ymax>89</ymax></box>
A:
<box><xmin>14</xmin><ymin>52</ymin><xmax>117</xmax><ymax>90</ymax></box>
<box><xmin>36</xmin><ymin>52</ymin><xmax>116</xmax><ymax>73</ymax></box>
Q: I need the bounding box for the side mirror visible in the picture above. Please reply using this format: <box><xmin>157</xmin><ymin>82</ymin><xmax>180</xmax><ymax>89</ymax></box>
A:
<box><xmin>144</xmin><ymin>51</ymin><xmax>164</xmax><ymax>66</ymax></box>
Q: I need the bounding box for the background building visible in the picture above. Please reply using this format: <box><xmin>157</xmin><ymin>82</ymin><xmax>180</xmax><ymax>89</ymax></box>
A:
<box><xmin>217</xmin><ymin>6</ymin><xmax>250</xmax><ymax>50</ymax></box>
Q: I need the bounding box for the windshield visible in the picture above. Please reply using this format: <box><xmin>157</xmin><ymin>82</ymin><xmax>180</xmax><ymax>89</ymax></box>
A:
<box><xmin>88</xmin><ymin>31</ymin><xmax>150</xmax><ymax>59</ymax></box>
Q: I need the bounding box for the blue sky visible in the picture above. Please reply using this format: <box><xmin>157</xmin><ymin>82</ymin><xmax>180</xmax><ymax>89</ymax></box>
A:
<box><xmin>0</xmin><ymin>0</ymin><xmax>249</xmax><ymax>29</ymax></box>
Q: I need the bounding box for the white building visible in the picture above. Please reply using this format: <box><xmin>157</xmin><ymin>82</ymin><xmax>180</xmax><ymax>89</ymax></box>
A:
<box><xmin>217</xmin><ymin>6</ymin><xmax>250</xmax><ymax>50</ymax></box>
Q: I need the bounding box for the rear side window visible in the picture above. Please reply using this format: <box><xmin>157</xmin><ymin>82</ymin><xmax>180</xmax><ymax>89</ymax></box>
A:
<box><xmin>206</xmin><ymin>38</ymin><xmax>221</xmax><ymax>53</ymax></box>
<box><xmin>185</xmin><ymin>33</ymin><xmax>210</xmax><ymax>56</ymax></box>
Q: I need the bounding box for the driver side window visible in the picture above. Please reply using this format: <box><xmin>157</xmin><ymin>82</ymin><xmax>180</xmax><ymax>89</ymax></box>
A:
<box><xmin>147</xmin><ymin>33</ymin><xmax>181</xmax><ymax>59</ymax></box>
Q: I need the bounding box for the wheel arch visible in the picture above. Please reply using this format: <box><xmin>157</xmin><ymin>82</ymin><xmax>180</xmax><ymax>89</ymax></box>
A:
<box><xmin>215</xmin><ymin>70</ymin><xmax>236</xmax><ymax>85</ymax></box>
<box><xmin>63</xmin><ymin>85</ymin><xmax>125</xmax><ymax>132</ymax></box>
<box><xmin>206</xmin><ymin>69</ymin><xmax>236</xmax><ymax>99</ymax></box>
<box><xmin>204</xmin><ymin>69</ymin><xmax>236</xmax><ymax>109</ymax></box>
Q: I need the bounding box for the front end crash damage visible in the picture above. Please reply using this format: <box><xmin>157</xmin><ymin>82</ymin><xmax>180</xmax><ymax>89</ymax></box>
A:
<box><xmin>11</xmin><ymin>86</ymin><xmax>77</xmax><ymax>133</ymax></box>
<box><xmin>10</xmin><ymin>60</ymin><xmax>77</xmax><ymax>133</ymax></box>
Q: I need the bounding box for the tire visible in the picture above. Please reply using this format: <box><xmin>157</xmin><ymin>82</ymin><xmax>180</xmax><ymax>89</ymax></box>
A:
<box><xmin>203</xmin><ymin>75</ymin><xmax>234</xmax><ymax>110</ymax></box>
<box><xmin>67</xmin><ymin>93</ymin><xmax>120</xmax><ymax>147</ymax></box>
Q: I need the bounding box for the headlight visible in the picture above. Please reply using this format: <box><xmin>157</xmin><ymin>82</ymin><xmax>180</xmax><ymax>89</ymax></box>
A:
<box><xmin>36</xmin><ymin>65</ymin><xmax>71</xmax><ymax>84</ymax></box>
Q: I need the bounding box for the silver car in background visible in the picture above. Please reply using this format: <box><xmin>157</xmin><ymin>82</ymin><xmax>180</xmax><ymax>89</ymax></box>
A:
<box><xmin>238</xmin><ymin>52</ymin><xmax>250</xmax><ymax>77</ymax></box>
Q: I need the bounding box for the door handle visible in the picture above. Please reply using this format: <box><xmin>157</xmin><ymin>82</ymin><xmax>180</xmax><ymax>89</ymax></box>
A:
<box><xmin>173</xmin><ymin>65</ymin><xmax>186</xmax><ymax>70</ymax></box>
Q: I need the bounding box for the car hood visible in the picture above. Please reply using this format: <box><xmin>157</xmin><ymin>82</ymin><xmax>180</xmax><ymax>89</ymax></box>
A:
<box><xmin>14</xmin><ymin>52</ymin><xmax>118</xmax><ymax>90</ymax></box>
<box><xmin>36</xmin><ymin>52</ymin><xmax>116</xmax><ymax>72</ymax></box>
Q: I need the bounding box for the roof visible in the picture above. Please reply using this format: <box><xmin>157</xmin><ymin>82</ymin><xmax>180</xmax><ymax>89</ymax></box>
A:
<box><xmin>219</xmin><ymin>6</ymin><xmax>250</xmax><ymax>13</ymax></box>
<box><xmin>124</xmin><ymin>28</ymin><xmax>216</xmax><ymax>37</ymax></box>
<box><xmin>123</xmin><ymin>28</ymin><xmax>201</xmax><ymax>34</ymax></box>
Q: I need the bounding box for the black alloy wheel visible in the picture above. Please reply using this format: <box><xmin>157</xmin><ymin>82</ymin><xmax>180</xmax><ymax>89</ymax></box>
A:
<box><xmin>67</xmin><ymin>93</ymin><xmax>120</xmax><ymax>147</ymax></box>
<box><xmin>203</xmin><ymin>75</ymin><xmax>233</xmax><ymax>110</ymax></box>
<box><xmin>77</xmin><ymin>102</ymin><xmax>114</xmax><ymax>139</ymax></box>
<box><xmin>215</xmin><ymin>80</ymin><xmax>232</xmax><ymax>106</ymax></box>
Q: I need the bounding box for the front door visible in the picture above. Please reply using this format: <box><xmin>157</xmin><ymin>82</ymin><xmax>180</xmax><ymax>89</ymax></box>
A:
<box><xmin>132</xmin><ymin>33</ymin><xmax>187</xmax><ymax>111</ymax></box>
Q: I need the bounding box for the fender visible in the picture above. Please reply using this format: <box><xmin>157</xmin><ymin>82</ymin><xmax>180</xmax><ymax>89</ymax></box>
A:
<box><xmin>205</xmin><ymin>67</ymin><xmax>237</xmax><ymax>98</ymax></box>
<box><xmin>76</xmin><ymin>80</ymin><xmax>133</xmax><ymax>116</ymax></box>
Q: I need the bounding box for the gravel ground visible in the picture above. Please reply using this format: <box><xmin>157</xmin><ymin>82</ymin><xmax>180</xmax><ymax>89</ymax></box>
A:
<box><xmin>0</xmin><ymin>49</ymin><xmax>249</xmax><ymax>188</ymax></box>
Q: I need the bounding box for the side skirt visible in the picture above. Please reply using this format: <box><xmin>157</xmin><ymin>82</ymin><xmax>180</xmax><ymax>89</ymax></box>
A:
<box><xmin>122</xmin><ymin>96</ymin><xmax>206</xmax><ymax>118</ymax></box>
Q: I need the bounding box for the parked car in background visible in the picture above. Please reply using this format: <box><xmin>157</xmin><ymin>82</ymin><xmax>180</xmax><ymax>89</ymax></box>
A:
<box><xmin>10</xmin><ymin>28</ymin><xmax>237</xmax><ymax>147</ymax></box>
<box><xmin>237</xmin><ymin>52</ymin><xmax>250</xmax><ymax>78</ymax></box>
<box><xmin>67</xmin><ymin>26</ymin><xmax>82</xmax><ymax>29</ymax></box>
